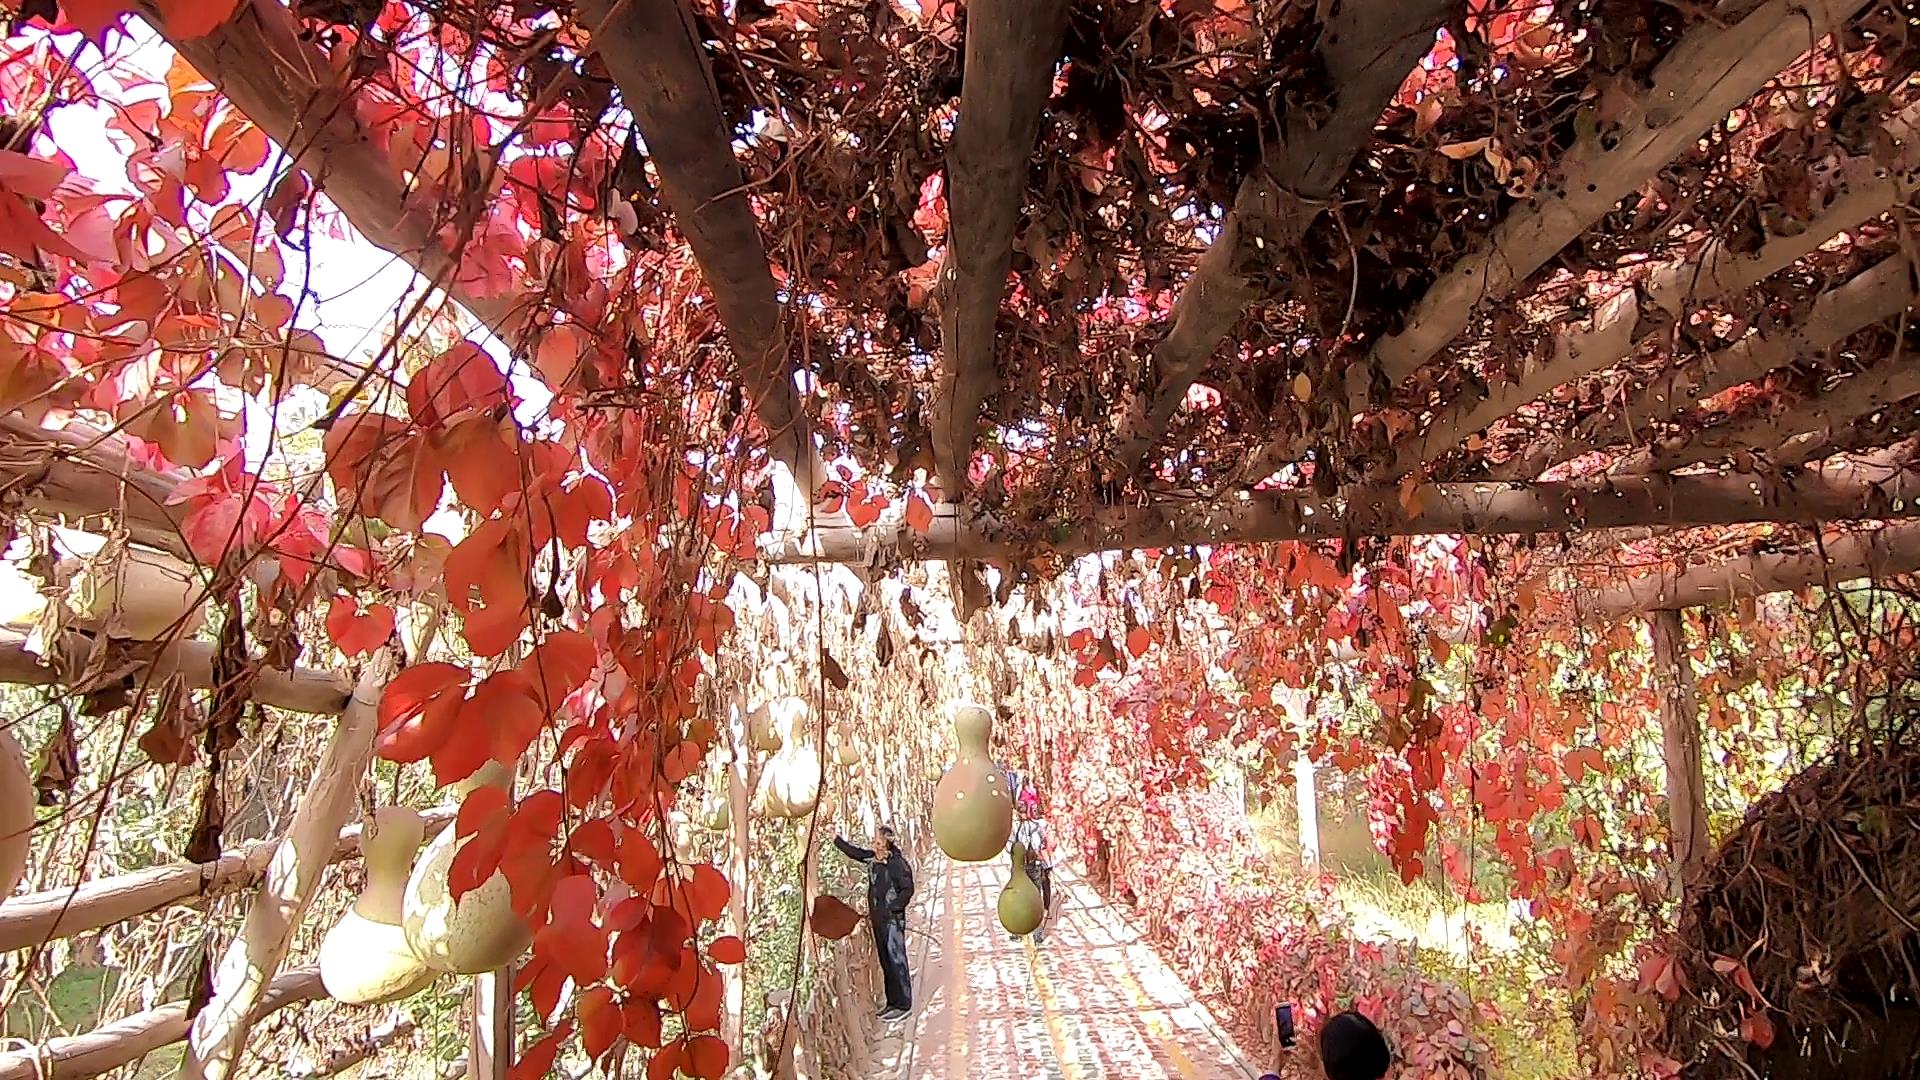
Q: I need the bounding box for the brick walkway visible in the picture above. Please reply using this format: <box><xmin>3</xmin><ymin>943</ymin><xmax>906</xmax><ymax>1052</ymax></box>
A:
<box><xmin>866</xmin><ymin>856</ymin><xmax>1258</xmax><ymax>1080</ymax></box>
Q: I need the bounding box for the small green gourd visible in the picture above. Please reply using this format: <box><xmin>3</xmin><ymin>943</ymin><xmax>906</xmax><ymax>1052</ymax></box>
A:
<box><xmin>998</xmin><ymin>844</ymin><xmax>1043</xmax><ymax>936</ymax></box>
<box><xmin>318</xmin><ymin>807</ymin><xmax>437</xmax><ymax>1004</ymax></box>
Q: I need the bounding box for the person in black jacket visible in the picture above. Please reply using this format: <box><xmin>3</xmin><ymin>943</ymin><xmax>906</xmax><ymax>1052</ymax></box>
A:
<box><xmin>832</xmin><ymin>826</ymin><xmax>915</xmax><ymax>1020</ymax></box>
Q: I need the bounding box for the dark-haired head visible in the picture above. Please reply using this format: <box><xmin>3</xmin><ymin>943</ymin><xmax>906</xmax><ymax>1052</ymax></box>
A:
<box><xmin>1320</xmin><ymin>1010</ymin><xmax>1391</xmax><ymax>1080</ymax></box>
<box><xmin>875</xmin><ymin>824</ymin><xmax>896</xmax><ymax>853</ymax></box>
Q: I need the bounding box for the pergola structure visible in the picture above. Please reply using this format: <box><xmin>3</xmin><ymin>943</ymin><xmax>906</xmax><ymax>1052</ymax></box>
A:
<box><xmin>2</xmin><ymin>0</ymin><xmax>1909</xmax><ymax>598</ymax></box>
<box><xmin>3</xmin><ymin>3</ymin><xmax>1920</xmax><ymax>1076</ymax></box>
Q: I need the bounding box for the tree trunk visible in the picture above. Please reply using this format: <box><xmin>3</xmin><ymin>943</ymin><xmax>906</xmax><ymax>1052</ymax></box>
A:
<box><xmin>1649</xmin><ymin>610</ymin><xmax>1711</xmax><ymax>897</ymax></box>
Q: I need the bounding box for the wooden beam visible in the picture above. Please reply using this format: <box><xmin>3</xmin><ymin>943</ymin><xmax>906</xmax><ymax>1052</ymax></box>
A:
<box><xmin>2</xmin><ymin>417</ymin><xmax>193</xmax><ymax>560</ymax></box>
<box><xmin>0</xmin><ymin>630</ymin><xmax>352</xmax><ymax>716</ymax></box>
<box><xmin>1648</xmin><ymin>609</ymin><xmax>1710</xmax><ymax>898</ymax></box>
<box><xmin>1589</xmin><ymin>521</ymin><xmax>1920</xmax><ymax>617</ymax></box>
<box><xmin>152</xmin><ymin>3</ymin><xmax>524</xmax><ymax>341</ymax></box>
<box><xmin>1109</xmin><ymin>0</ymin><xmax>1451</xmax><ymax>477</ymax></box>
<box><xmin>185</xmin><ymin>655</ymin><xmax>392</xmax><ymax>1080</ymax></box>
<box><xmin>763</xmin><ymin>449</ymin><xmax>1920</xmax><ymax>562</ymax></box>
<box><xmin>0</xmin><ymin>968</ymin><xmax>323</xmax><ymax>1080</ymax></box>
<box><xmin>1380</xmin><ymin>106</ymin><xmax>1920</xmax><ymax>482</ymax></box>
<box><xmin>1366</xmin><ymin>0</ymin><xmax>1867</xmax><ymax>391</ymax></box>
<box><xmin>575</xmin><ymin>0</ymin><xmax>815</xmax><ymax>484</ymax></box>
<box><xmin>1628</xmin><ymin>359</ymin><xmax>1920</xmax><ymax>475</ymax></box>
<box><xmin>929</xmin><ymin>0</ymin><xmax>1071</xmax><ymax>491</ymax></box>
<box><xmin>1489</xmin><ymin>255</ymin><xmax>1917</xmax><ymax>480</ymax></box>
<box><xmin>0</xmin><ymin>808</ymin><xmax>451</xmax><ymax>954</ymax></box>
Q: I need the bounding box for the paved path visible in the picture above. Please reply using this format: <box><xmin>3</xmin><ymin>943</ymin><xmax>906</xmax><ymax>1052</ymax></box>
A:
<box><xmin>865</xmin><ymin>857</ymin><xmax>1258</xmax><ymax>1080</ymax></box>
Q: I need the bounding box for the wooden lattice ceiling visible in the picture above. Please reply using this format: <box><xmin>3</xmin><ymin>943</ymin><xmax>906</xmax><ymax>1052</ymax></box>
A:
<box><xmin>12</xmin><ymin>0</ymin><xmax>1920</xmax><ymax>572</ymax></box>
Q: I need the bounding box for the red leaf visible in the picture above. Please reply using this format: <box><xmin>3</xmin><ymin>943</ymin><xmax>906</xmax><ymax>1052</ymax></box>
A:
<box><xmin>685</xmin><ymin>1034</ymin><xmax>729</xmax><ymax>1078</ymax></box>
<box><xmin>1125</xmin><ymin>626</ymin><xmax>1153</xmax><ymax>658</ymax></box>
<box><xmin>1739</xmin><ymin>1008</ymin><xmax>1775</xmax><ymax>1050</ymax></box>
<box><xmin>707</xmin><ymin>935</ymin><xmax>745</xmax><ymax>965</ymax></box>
<box><xmin>521</xmin><ymin>630</ymin><xmax>597</xmax><ymax>713</ymax></box>
<box><xmin>808</xmin><ymin>895</ymin><xmax>861</xmax><ymax>940</ymax></box>
<box><xmin>647</xmin><ymin>1042</ymin><xmax>685</xmax><ymax>1080</ymax></box>
<box><xmin>847</xmin><ymin>494</ymin><xmax>882</xmax><ymax>529</ymax></box>
<box><xmin>550</xmin><ymin>873</ymin><xmax>599</xmax><ymax>926</ymax></box>
<box><xmin>407</xmin><ymin>341</ymin><xmax>512</xmax><ymax>429</ymax></box>
<box><xmin>683</xmin><ymin>865</ymin><xmax>730</xmax><ymax>924</ymax></box>
<box><xmin>440</xmin><ymin>413</ymin><xmax>522</xmax><ymax>514</ymax></box>
<box><xmin>578</xmin><ymin>985</ymin><xmax>621</xmax><ymax>1061</ymax></box>
<box><xmin>448</xmin><ymin>817</ymin><xmax>509</xmax><ymax>903</ymax></box>
<box><xmin>376</xmin><ymin>663</ymin><xmax>468</xmax><ymax>763</ymax></box>
<box><xmin>508</xmin><ymin>1024</ymin><xmax>571</xmax><ymax>1080</ymax></box>
<box><xmin>456</xmin><ymin>784</ymin><xmax>511</xmax><ymax>838</ymax></box>
<box><xmin>463</xmin><ymin>668</ymin><xmax>545</xmax><ymax>767</ymax></box>
<box><xmin>622</xmin><ymin>997</ymin><xmax>663</xmax><ymax>1048</ymax></box>
<box><xmin>904</xmin><ymin>492</ymin><xmax>934</xmax><ymax>533</ymax></box>
<box><xmin>325</xmin><ymin>596</ymin><xmax>394</xmax><ymax>657</ymax></box>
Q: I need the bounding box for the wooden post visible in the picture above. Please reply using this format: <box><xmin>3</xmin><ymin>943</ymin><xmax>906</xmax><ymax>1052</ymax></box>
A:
<box><xmin>466</xmin><ymin>969</ymin><xmax>514</xmax><ymax>1079</ymax></box>
<box><xmin>1276</xmin><ymin>687</ymin><xmax>1320</xmax><ymax>870</ymax></box>
<box><xmin>183</xmin><ymin>655</ymin><xmax>393</xmax><ymax>1080</ymax></box>
<box><xmin>1649</xmin><ymin>609</ymin><xmax>1711</xmax><ymax>896</ymax></box>
<box><xmin>722</xmin><ymin>700</ymin><xmax>752</xmax><ymax>1061</ymax></box>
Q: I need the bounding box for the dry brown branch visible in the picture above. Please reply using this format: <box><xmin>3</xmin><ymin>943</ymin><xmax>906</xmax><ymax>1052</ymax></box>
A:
<box><xmin>929</xmin><ymin>0</ymin><xmax>1071</xmax><ymax>491</ymax></box>
<box><xmin>576</xmin><ymin>0</ymin><xmax>815</xmax><ymax>484</ymax></box>
<box><xmin>1492</xmin><ymin>254</ymin><xmax>1917</xmax><ymax>479</ymax></box>
<box><xmin>1382</xmin><ymin>105</ymin><xmax>1920</xmax><ymax>481</ymax></box>
<box><xmin>0</xmin><ymin>807</ymin><xmax>452</xmax><ymax>954</ymax></box>
<box><xmin>765</xmin><ymin>447</ymin><xmax>1920</xmax><ymax>561</ymax></box>
<box><xmin>1590</xmin><ymin>521</ymin><xmax>1920</xmax><ymax>616</ymax></box>
<box><xmin>183</xmin><ymin>653</ymin><xmax>393</xmax><ymax>1080</ymax></box>
<box><xmin>0</xmin><ymin>630</ymin><xmax>351</xmax><ymax>716</ymax></box>
<box><xmin>0</xmin><ymin>968</ymin><xmax>324</xmax><ymax>1080</ymax></box>
<box><xmin>1369</xmin><ymin>0</ymin><xmax>1869</xmax><ymax>389</ymax></box>
<box><xmin>1110</xmin><ymin>0</ymin><xmax>1450</xmax><ymax>476</ymax></box>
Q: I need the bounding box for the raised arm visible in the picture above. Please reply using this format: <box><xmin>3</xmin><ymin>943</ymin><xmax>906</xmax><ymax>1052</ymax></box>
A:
<box><xmin>834</xmin><ymin>835</ymin><xmax>875</xmax><ymax>863</ymax></box>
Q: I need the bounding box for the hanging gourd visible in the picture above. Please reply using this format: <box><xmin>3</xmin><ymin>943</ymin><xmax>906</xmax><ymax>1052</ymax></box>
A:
<box><xmin>746</xmin><ymin>701</ymin><xmax>783</xmax><ymax>754</ymax></box>
<box><xmin>65</xmin><ymin>545</ymin><xmax>208</xmax><ymax>641</ymax></box>
<box><xmin>931</xmin><ymin>703</ymin><xmax>1012</xmax><ymax>861</ymax></box>
<box><xmin>697</xmin><ymin>775</ymin><xmax>732</xmax><ymax>833</ymax></box>
<box><xmin>0</xmin><ymin>727</ymin><xmax>35</xmax><ymax>897</ymax></box>
<box><xmin>402</xmin><ymin>763</ymin><xmax>532</xmax><ymax>975</ymax></box>
<box><xmin>760</xmin><ymin>701</ymin><xmax>821</xmax><ymax>820</ymax></box>
<box><xmin>318</xmin><ymin>807</ymin><xmax>437</xmax><ymax>1004</ymax></box>
<box><xmin>828</xmin><ymin>724</ymin><xmax>861</xmax><ymax>767</ymax></box>
<box><xmin>998</xmin><ymin>844</ymin><xmax>1043</xmax><ymax>936</ymax></box>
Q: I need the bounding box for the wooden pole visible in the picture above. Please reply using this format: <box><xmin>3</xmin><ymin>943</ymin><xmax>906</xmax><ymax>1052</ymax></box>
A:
<box><xmin>1590</xmin><ymin>522</ymin><xmax>1920</xmax><ymax>618</ymax></box>
<box><xmin>0</xmin><ymin>808</ymin><xmax>450</xmax><ymax>953</ymax></box>
<box><xmin>0</xmin><ymin>968</ymin><xmax>323</xmax><ymax>1080</ymax></box>
<box><xmin>1648</xmin><ymin>610</ymin><xmax>1711</xmax><ymax>897</ymax></box>
<box><xmin>1276</xmin><ymin>688</ymin><xmax>1319</xmax><ymax>870</ymax></box>
<box><xmin>183</xmin><ymin>653</ymin><xmax>394</xmax><ymax>1080</ymax></box>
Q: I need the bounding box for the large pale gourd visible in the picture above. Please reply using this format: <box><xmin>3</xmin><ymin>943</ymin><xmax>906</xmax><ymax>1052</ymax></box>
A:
<box><xmin>761</xmin><ymin>744</ymin><xmax>821</xmax><ymax>819</ymax></box>
<box><xmin>318</xmin><ymin>807</ymin><xmax>436</xmax><ymax>1004</ymax></box>
<box><xmin>931</xmin><ymin>703</ymin><xmax>1012</xmax><ymax>861</ymax></box>
<box><xmin>747</xmin><ymin>696</ymin><xmax>805</xmax><ymax>754</ymax></box>
<box><xmin>0</xmin><ymin>728</ymin><xmax>34</xmax><ymax>897</ymax></box>
<box><xmin>998</xmin><ymin>845</ymin><xmax>1043</xmax><ymax>936</ymax></box>
<box><xmin>402</xmin><ymin>765</ymin><xmax>532</xmax><ymax>975</ymax></box>
<box><xmin>65</xmin><ymin>546</ymin><xmax>208</xmax><ymax>641</ymax></box>
<box><xmin>698</xmin><ymin>784</ymin><xmax>731</xmax><ymax>833</ymax></box>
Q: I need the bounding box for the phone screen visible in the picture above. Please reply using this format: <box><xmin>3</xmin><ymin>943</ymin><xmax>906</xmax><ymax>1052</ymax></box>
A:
<box><xmin>1276</xmin><ymin>1003</ymin><xmax>1296</xmax><ymax>1047</ymax></box>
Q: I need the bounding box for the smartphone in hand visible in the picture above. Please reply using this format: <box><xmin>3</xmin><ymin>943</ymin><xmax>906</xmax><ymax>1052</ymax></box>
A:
<box><xmin>1276</xmin><ymin>1003</ymin><xmax>1296</xmax><ymax>1048</ymax></box>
